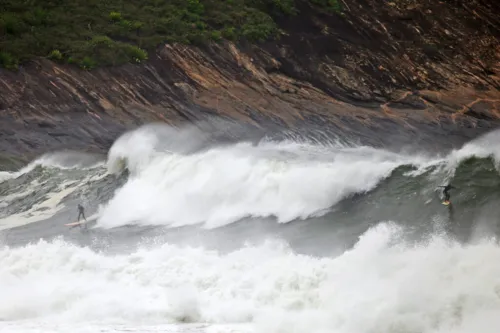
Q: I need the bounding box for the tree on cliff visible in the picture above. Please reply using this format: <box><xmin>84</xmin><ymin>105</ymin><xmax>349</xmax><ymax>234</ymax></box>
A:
<box><xmin>0</xmin><ymin>0</ymin><xmax>341</xmax><ymax>70</ymax></box>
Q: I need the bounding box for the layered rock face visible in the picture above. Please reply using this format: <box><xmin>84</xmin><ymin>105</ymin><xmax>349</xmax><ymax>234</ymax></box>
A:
<box><xmin>1</xmin><ymin>0</ymin><xmax>499</xmax><ymax>167</ymax></box>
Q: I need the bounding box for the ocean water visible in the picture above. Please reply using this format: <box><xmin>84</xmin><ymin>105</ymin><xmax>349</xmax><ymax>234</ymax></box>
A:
<box><xmin>1</xmin><ymin>123</ymin><xmax>500</xmax><ymax>333</ymax></box>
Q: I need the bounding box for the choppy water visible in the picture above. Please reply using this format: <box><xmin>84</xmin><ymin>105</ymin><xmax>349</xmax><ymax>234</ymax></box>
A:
<box><xmin>1</xmin><ymin>122</ymin><xmax>500</xmax><ymax>333</ymax></box>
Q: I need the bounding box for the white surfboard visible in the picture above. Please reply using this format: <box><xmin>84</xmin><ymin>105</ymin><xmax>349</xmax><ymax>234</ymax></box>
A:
<box><xmin>64</xmin><ymin>213</ymin><xmax>98</xmax><ymax>227</ymax></box>
<box><xmin>64</xmin><ymin>221</ymin><xmax>86</xmax><ymax>227</ymax></box>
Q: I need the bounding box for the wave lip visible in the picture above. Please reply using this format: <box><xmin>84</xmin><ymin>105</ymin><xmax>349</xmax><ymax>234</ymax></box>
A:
<box><xmin>106</xmin><ymin>122</ymin><xmax>254</xmax><ymax>176</ymax></box>
<box><xmin>446</xmin><ymin>129</ymin><xmax>500</xmax><ymax>171</ymax></box>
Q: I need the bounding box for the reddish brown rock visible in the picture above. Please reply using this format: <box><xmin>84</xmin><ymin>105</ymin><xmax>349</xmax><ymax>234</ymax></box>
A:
<box><xmin>0</xmin><ymin>0</ymin><xmax>499</xmax><ymax>167</ymax></box>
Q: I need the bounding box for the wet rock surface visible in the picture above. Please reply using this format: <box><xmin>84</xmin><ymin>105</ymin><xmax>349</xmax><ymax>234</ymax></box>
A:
<box><xmin>0</xmin><ymin>0</ymin><xmax>499</xmax><ymax>168</ymax></box>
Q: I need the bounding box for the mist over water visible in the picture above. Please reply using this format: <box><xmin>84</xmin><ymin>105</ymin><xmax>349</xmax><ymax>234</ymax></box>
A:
<box><xmin>1</xmin><ymin>121</ymin><xmax>500</xmax><ymax>333</ymax></box>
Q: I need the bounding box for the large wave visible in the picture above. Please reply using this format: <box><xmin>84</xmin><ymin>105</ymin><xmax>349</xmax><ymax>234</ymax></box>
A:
<box><xmin>100</xmin><ymin>145</ymin><xmax>424</xmax><ymax>229</ymax></box>
<box><xmin>3</xmin><ymin>123</ymin><xmax>500</xmax><ymax>233</ymax></box>
<box><xmin>96</xmin><ymin>124</ymin><xmax>500</xmax><ymax>230</ymax></box>
<box><xmin>1</xmin><ymin>223</ymin><xmax>499</xmax><ymax>333</ymax></box>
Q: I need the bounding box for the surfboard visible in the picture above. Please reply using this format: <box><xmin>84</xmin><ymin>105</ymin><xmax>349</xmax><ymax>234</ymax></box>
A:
<box><xmin>64</xmin><ymin>213</ymin><xmax>97</xmax><ymax>227</ymax></box>
<box><xmin>442</xmin><ymin>201</ymin><xmax>451</xmax><ymax>206</ymax></box>
<box><xmin>64</xmin><ymin>221</ymin><xmax>86</xmax><ymax>227</ymax></box>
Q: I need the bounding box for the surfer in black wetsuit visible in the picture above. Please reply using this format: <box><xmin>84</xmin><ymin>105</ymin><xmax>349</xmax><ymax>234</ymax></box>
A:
<box><xmin>77</xmin><ymin>204</ymin><xmax>87</xmax><ymax>227</ymax></box>
<box><xmin>438</xmin><ymin>184</ymin><xmax>456</xmax><ymax>202</ymax></box>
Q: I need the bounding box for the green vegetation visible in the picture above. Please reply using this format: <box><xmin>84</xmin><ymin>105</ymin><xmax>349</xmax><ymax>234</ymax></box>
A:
<box><xmin>0</xmin><ymin>0</ymin><xmax>341</xmax><ymax>70</ymax></box>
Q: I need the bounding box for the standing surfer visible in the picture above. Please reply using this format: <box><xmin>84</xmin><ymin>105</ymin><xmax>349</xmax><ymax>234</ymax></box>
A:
<box><xmin>76</xmin><ymin>204</ymin><xmax>87</xmax><ymax>228</ymax></box>
<box><xmin>438</xmin><ymin>184</ymin><xmax>456</xmax><ymax>204</ymax></box>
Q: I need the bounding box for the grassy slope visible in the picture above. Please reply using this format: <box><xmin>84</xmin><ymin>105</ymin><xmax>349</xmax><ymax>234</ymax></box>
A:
<box><xmin>0</xmin><ymin>0</ymin><xmax>340</xmax><ymax>70</ymax></box>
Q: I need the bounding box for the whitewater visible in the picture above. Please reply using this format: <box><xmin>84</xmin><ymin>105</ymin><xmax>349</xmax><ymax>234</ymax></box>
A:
<box><xmin>1</xmin><ymin>123</ymin><xmax>500</xmax><ymax>333</ymax></box>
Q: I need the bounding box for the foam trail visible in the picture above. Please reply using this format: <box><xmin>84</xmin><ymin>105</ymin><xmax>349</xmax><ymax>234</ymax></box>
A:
<box><xmin>1</xmin><ymin>223</ymin><xmax>499</xmax><ymax>333</ymax></box>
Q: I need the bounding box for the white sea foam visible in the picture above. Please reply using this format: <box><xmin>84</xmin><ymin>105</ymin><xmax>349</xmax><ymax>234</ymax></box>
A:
<box><xmin>98</xmin><ymin>142</ymin><xmax>415</xmax><ymax>229</ymax></box>
<box><xmin>0</xmin><ymin>322</ymin><xmax>252</xmax><ymax>333</ymax></box>
<box><xmin>99</xmin><ymin>124</ymin><xmax>431</xmax><ymax>229</ymax></box>
<box><xmin>1</xmin><ymin>223</ymin><xmax>499</xmax><ymax>333</ymax></box>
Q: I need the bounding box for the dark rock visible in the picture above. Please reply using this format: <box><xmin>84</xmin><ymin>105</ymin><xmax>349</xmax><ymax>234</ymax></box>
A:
<box><xmin>0</xmin><ymin>0</ymin><xmax>499</xmax><ymax>163</ymax></box>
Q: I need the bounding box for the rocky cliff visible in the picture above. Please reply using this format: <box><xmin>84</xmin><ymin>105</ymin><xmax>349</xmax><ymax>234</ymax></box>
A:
<box><xmin>1</xmin><ymin>0</ymin><xmax>499</xmax><ymax>168</ymax></box>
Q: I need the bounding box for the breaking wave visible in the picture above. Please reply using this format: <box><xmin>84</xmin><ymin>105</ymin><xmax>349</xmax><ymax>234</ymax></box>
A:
<box><xmin>96</xmin><ymin>124</ymin><xmax>500</xmax><ymax>229</ymax></box>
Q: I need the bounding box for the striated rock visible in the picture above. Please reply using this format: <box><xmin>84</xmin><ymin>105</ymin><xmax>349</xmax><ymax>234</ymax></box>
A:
<box><xmin>0</xmin><ymin>0</ymin><xmax>499</xmax><ymax>167</ymax></box>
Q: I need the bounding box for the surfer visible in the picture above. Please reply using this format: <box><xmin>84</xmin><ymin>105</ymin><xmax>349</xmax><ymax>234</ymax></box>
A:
<box><xmin>438</xmin><ymin>184</ymin><xmax>456</xmax><ymax>203</ymax></box>
<box><xmin>77</xmin><ymin>204</ymin><xmax>87</xmax><ymax>224</ymax></box>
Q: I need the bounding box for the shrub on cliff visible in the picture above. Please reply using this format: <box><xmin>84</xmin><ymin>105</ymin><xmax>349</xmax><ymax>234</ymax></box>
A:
<box><xmin>0</xmin><ymin>0</ymin><xmax>341</xmax><ymax>70</ymax></box>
